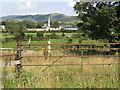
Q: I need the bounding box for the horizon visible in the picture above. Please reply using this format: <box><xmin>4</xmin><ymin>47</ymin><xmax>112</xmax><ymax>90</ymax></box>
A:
<box><xmin>0</xmin><ymin>1</ymin><xmax>78</xmax><ymax>17</ymax></box>
<box><xmin>1</xmin><ymin>0</ymin><xmax>118</xmax><ymax>18</ymax></box>
<box><xmin>0</xmin><ymin>12</ymin><xmax>78</xmax><ymax>18</ymax></box>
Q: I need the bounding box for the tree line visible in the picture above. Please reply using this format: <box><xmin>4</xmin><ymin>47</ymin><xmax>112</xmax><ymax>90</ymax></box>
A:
<box><xmin>74</xmin><ymin>1</ymin><xmax>120</xmax><ymax>43</ymax></box>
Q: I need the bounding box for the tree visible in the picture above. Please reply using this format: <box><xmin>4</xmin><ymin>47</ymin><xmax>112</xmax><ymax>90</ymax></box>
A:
<box><xmin>51</xmin><ymin>21</ymin><xmax>59</xmax><ymax>28</ymax></box>
<box><xmin>74</xmin><ymin>1</ymin><xmax>120</xmax><ymax>43</ymax></box>
<box><xmin>36</xmin><ymin>22</ymin><xmax>44</xmax><ymax>28</ymax></box>
<box><xmin>4</xmin><ymin>21</ymin><xmax>25</xmax><ymax>40</ymax></box>
<box><xmin>36</xmin><ymin>32</ymin><xmax>44</xmax><ymax>39</ymax></box>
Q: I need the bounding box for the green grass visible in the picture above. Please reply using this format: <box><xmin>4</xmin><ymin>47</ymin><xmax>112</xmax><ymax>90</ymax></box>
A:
<box><xmin>0</xmin><ymin>32</ymin><xmax>14</xmax><ymax>39</ymax></box>
<box><xmin>25</xmin><ymin>32</ymin><xmax>77</xmax><ymax>36</ymax></box>
<box><xmin>1</xmin><ymin>32</ymin><xmax>77</xmax><ymax>39</ymax></box>
<box><xmin>2</xmin><ymin>55</ymin><xmax>119</xmax><ymax>88</ymax></box>
<box><xmin>2</xmin><ymin>38</ymin><xmax>106</xmax><ymax>49</ymax></box>
<box><xmin>1</xmin><ymin>38</ymin><xmax>118</xmax><ymax>88</ymax></box>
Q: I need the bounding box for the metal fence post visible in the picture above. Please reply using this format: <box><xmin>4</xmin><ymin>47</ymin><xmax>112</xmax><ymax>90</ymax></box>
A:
<box><xmin>15</xmin><ymin>40</ymin><xmax>22</xmax><ymax>78</ymax></box>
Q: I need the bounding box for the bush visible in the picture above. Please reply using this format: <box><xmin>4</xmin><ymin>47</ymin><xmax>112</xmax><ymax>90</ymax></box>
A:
<box><xmin>67</xmin><ymin>38</ymin><xmax>73</xmax><ymax>43</ymax></box>
<box><xmin>36</xmin><ymin>32</ymin><xmax>44</xmax><ymax>39</ymax></box>
<box><xmin>50</xmin><ymin>32</ymin><xmax>59</xmax><ymax>39</ymax></box>
<box><xmin>62</xmin><ymin>33</ymin><xmax>65</xmax><ymax>37</ymax></box>
<box><xmin>3</xmin><ymin>37</ymin><xmax>14</xmax><ymax>42</ymax></box>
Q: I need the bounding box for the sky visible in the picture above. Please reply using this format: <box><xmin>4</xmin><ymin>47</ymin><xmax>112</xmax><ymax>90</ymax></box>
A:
<box><xmin>0</xmin><ymin>0</ymin><xmax>80</xmax><ymax>17</ymax></box>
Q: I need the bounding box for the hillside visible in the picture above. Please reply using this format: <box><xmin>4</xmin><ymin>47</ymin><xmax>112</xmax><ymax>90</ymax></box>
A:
<box><xmin>0</xmin><ymin>13</ymin><xmax>79</xmax><ymax>22</ymax></box>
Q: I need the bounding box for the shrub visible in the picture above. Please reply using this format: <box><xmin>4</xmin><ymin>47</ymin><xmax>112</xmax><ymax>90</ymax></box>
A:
<box><xmin>62</xmin><ymin>33</ymin><xmax>65</xmax><ymax>37</ymax></box>
<box><xmin>36</xmin><ymin>32</ymin><xmax>44</xmax><ymax>39</ymax></box>
<box><xmin>50</xmin><ymin>32</ymin><xmax>59</xmax><ymax>39</ymax></box>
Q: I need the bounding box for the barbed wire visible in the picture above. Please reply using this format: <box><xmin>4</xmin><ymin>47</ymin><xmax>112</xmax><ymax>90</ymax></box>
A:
<box><xmin>21</xmin><ymin>43</ymin><xmax>120</xmax><ymax>46</ymax></box>
<box><xmin>22</xmin><ymin>63</ymin><xmax>119</xmax><ymax>67</ymax></box>
<box><xmin>22</xmin><ymin>48</ymin><xmax>120</xmax><ymax>51</ymax></box>
<box><xmin>39</xmin><ymin>73</ymin><xmax>120</xmax><ymax>76</ymax></box>
<box><xmin>0</xmin><ymin>54</ymin><xmax>17</xmax><ymax>57</ymax></box>
<box><xmin>23</xmin><ymin>55</ymin><xmax>119</xmax><ymax>58</ymax></box>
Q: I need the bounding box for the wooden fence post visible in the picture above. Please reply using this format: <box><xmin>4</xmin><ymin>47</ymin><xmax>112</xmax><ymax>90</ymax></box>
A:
<box><xmin>15</xmin><ymin>40</ymin><xmax>22</xmax><ymax>78</ymax></box>
<box><xmin>48</xmin><ymin>41</ymin><xmax>51</xmax><ymax>54</ymax></box>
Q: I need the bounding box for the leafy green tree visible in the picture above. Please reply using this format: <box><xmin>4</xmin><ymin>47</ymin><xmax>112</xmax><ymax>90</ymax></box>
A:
<box><xmin>74</xmin><ymin>2</ymin><xmax>120</xmax><ymax>43</ymax></box>
<box><xmin>51</xmin><ymin>21</ymin><xmax>59</xmax><ymax>28</ymax></box>
<box><xmin>50</xmin><ymin>32</ymin><xmax>59</xmax><ymax>39</ymax></box>
<box><xmin>36</xmin><ymin>32</ymin><xmax>44</xmax><ymax>39</ymax></box>
<box><xmin>3</xmin><ymin>21</ymin><xmax>25</xmax><ymax>40</ymax></box>
<box><xmin>36</xmin><ymin>22</ymin><xmax>44</xmax><ymax>28</ymax></box>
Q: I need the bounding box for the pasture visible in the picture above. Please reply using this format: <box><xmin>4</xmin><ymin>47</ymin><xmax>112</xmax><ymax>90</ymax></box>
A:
<box><xmin>1</xmin><ymin>32</ymin><xmax>78</xmax><ymax>38</ymax></box>
<box><xmin>1</xmin><ymin>42</ymin><xmax>119</xmax><ymax>88</ymax></box>
<box><xmin>1</xmin><ymin>32</ymin><xmax>119</xmax><ymax>88</ymax></box>
<box><xmin>2</xmin><ymin>50</ymin><xmax>119</xmax><ymax>88</ymax></box>
<box><xmin>25</xmin><ymin>32</ymin><xmax>78</xmax><ymax>36</ymax></box>
<box><xmin>2</xmin><ymin>38</ymin><xmax>106</xmax><ymax>49</ymax></box>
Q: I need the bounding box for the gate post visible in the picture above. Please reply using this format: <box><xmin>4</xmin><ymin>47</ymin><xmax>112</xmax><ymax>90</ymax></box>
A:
<box><xmin>15</xmin><ymin>40</ymin><xmax>22</xmax><ymax>78</ymax></box>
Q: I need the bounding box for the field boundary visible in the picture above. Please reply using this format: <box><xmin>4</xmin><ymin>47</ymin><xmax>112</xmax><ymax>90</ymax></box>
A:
<box><xmin>1</xmin><ymin>41</ymin><xmax>120</xmax><ymax>77</ymax></box>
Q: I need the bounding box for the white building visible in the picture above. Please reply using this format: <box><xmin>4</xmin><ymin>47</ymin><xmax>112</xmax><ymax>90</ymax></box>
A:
<box><xmin>64</xmin><ymin>25</ymin><xmax>78</xmax><ymax>30</ymax></box>
<box><xmin>0</xmin><ymin>25</ymin><xmax>5</xmax><ymax>31</ymax></box>
<box><xmin>27</xmin><ymin>17</ymin><xmax>78</xmax><ymax>31</ymax></box>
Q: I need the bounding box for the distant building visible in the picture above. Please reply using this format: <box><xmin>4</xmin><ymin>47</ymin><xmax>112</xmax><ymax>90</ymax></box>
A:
<box><xmin>64</xmin><ymin>25</ymin><xmax>78</xmax><ymax>30</ymax></box>
<box><xmin>27</xmin><ymin>17</ymin><xmax>51</xmax><ymax>31</ymax></box>
<box><xmin>0</xmin><ymin>25</ymin><xmax>5</xmax><ymax>31</ymax></box>
<box><xmin>26</xmin><ymin>17</ymin><xmax>78</xmax><ymax>31</ymax></box>
<box><xmin>27</xmin><ymin>28</ymin><xmax>46</xmax><ymax>31</ymax></box>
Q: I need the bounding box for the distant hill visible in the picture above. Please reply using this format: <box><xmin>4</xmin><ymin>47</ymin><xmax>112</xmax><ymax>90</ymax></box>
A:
<box><xmin>0</xmin><ymin>13</ymin><xmax>79</xmax><ymax>22</ymax></box>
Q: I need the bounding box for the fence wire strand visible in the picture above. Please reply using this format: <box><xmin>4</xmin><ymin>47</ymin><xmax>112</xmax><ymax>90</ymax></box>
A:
<box><xmin>0</xmin><ymin>54</ymin><xmax>17</xmax><ymax>57</ymax></box>
<box><xmin>38</xmin><ymin>73</ymin><xmax>120</xmax><ymax>76</ymax></box>
<box><xmin>22</xmin><ymin>63</ymin><xmax>119</xmax><ymax>66</ymax></box>
<box><xmin>23</xmin><ymin>55</ymin><xmax>119</xmax><ymax>58</ymax></box>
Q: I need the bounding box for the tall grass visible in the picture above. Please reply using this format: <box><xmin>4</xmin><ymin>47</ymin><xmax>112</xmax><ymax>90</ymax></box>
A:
<box><xmin>2</xmin><ymin>50</ymin><xmax>119</xmax><ymax>88</ymax></box>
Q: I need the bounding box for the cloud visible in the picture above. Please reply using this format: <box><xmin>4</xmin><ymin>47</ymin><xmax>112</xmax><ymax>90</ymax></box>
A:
<box><xmin>17</xmin><ymin>0</ymin><xmax>36</xmax><ymax>10</ymax></box>
<box><xmin>73</xmin><ymin>13</ymin><xmax>78</xmax><ymax>16</ymax></box>
<box><xmin>68</xmin><ymin>0</ymin><xmax>76</xmax><ymax>7</ymax></box>
<box><xmin>55</xmin><ymin>10</ymin><xmax>63</xmax><ymax>13</ymax></box>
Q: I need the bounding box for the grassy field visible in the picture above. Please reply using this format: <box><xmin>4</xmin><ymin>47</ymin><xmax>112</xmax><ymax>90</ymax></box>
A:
<box><xmin>2</xmin><ymin>38</ymin><xmax>106</xmax><ymax>49</ymax></box>
<box><xmin>0</xmin><ymin>33</ymin><xmax>14</xmax><ymax>39</ymax></box>
<box><xmin>25</xmin><ymin>32</ymin><xmax>78</xmax><ymax>36</ymax></box>
<box><xmin>2</xmin><ymin>32</ymin><xmax>118</xmax><ymax>88</ymax></box>
<box><xmin>2</xmin><ymin>51</ymin><xmax>119</xmax><ymax>88</ymax></box>
<box><xmin>1</xmin><ymin>32</ymin><xmax>78</xmax><ymax>38</ymax></box>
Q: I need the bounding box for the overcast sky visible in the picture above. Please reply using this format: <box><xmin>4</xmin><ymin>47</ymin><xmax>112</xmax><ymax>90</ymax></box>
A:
<box><xmin>0</xmin><ymin>0</ymin><xmax>80</xmax><ymax>17</ymax></box>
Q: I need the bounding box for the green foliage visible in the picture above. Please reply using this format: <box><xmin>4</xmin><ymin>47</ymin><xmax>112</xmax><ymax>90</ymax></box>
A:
<box><xmin>36</xmin><ymin>22</ymin><xmax>44</xmax><ymax>28</ymax></box>
<box><xmin>67</xmin><ymin>38</ymin><xmax>73</xmax><ymax>43</ymax></box>
<box><xmin>74</xmin><ymin>2</ymin><xmax>120</xmax><ymax>43</ymax></box>
<box><xmin>3</xmin><ymin>70</ymin><xmax>34</xmax><ymax>88</ymax></box>
<box><xmin>36</xmin><ymin>32</ymin><xmax>44</xmax><ymax>39</ymax></box>
<box><xmin>51</xmin><ymin>21</ymin><xmax>59</xmax><ymax>28</ymax></box>
<box><xmin>62</xmin><ymin>33</ymin><xmax>65</xmax><ymax>37</ymax></box>
<box><xmin>50</xmin><ymin>32</ymin><xmax>59</xmax><ymax>39</ymax></box>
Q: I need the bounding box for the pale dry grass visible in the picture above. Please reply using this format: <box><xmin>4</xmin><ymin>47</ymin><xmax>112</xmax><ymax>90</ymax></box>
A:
<box><xmin>2</xmin><ymin>50</ymin><xmax>119</xmax><ymax>88</ymax></box>
<box><xmin>22</xmin><ymin>50</ymin><xmax>118</xmax><ymax>76</ymax></box>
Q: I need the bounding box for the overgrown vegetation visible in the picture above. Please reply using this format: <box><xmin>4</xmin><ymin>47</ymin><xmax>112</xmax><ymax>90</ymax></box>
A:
<box><xmin>1</xmin><ymin>1</ymin><xmax>120</xmax><ymax>88</ymax></box>
<box><xmin>74</xmin><ymin>1</ymin><xmax>120</xmax><ymax>43</ymax></box>
<box><xmin>2</xmin><ymin>52</ymin><xmax>119</xmax><ymax>88</ymax></box>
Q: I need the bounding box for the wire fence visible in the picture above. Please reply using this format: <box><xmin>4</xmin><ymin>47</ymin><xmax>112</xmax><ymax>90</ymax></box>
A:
<box><xmin>22</xmin><ymin>63</ymin><xmax>119</xmax><ymax>66</ymax></box>
<box><xmin>0</xmin><ymin>54</ymin><xmax>17</xmax><ymax>57</ymax></box>
<box><xmin>1</xmin><ymin>42</ymin><xmax>120</xmax><ymax>77</ymax></box>
<box><xmin>42</xmin><ymin>73</ymin><xmax>120</xmax><ymax>77</ymax></box>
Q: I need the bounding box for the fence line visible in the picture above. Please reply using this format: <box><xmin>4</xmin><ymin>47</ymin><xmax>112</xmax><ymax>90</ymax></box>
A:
<box><xmin>21</xmin><ymin>43</ymin><xmax>120</xmax><ymax>46</ymax></box>
<box><xmin>22</xmin><ymin>63</ymin><xmax>119</xmax><ymax>66</ymax></box>
<box><xmin>0</xmin><ymin>54</ymin><xmax>17</xmax><ymax>57</ymax></box>
<box><xmin>1</xmin><ymin>41</ymin><xmax>120</xmax><ymax>78</ymax></box>
<box><xmin>48</xmin><ymin>73</ymin><xmax>119</xmax><ymax>76</ymax></box>
<box><xmin>22</xmin><ymin>48</ymin><xmax>120</xmax><ymax>51</ymax></box>
<box><xmin>23</xmin><ymin>55</ymin><xmax>119</xmax><ymax>58</ymax></box>
<box><xmin>34</xmin><ymin>73</ymin><xmax>119</xmax><ymax>76</ymax></box>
